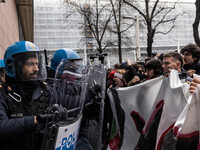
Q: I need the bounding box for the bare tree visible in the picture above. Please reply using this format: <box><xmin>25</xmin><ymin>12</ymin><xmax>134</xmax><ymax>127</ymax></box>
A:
<box><xmin>64</xmin><ymin>0</ymin><xmax>113</xmax><ymax>53</ymax></box>
<box><xmin>193</xmin><ymin>0</ymin><xmax>200</xmax><ymax>47</ymax></box>
<box><xmin>108</xmin><ymin>0</ymin><xmax>135</xmax><ymax>63</ymax></box>
<box><xmin>123</xmin><ymin>0</ymin><xmax>179</xmax><ymax>57</ymax></box>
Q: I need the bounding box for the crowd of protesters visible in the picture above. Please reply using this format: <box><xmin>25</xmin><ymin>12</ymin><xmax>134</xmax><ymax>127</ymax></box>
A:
<box><xmin>1</xmin><ymin>40</ymin><xmax>200</xmax><ymax>150</ymax></box>
<box><xmin>102</xmin><ymin>43</ymin><xmax>200</xmax><ymax>149</ymax></box>
<box><xmin>106</xmin><ymin>43</ymin><xmax>200</xmax><ymax>89</ymax></box>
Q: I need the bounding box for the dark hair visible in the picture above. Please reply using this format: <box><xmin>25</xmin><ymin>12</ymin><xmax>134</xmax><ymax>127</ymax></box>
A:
<box><xmin>164</xmin><ymin>51</ymin><xmax>183</xmax><ymax>68</ymax></box>
<box><xmin>180</xmin><ymin>44</ymin><xmax>200</xmax><ymax>61</ymax></box>
<box><xmin>132</xmin><ymin>63</ymin><xmax>139</xmax><ymax>71</ymax></box>
<box><xmin>114</xmin><ymin>63</ymin><xmax>120</xmax><ymax>69</ymax></box>
<box><xmin>14</xmin><ymin>52</ymin><xmax>39</xmax><ymax>80</ymax></box>
<box><xmin>119</xmin><ymin>62</ymin><xmax>128</xmax><ymax>69</ymax></box>
<box><xmin>158</xmin><ymin>53</ymin><xmax>164</xmax><ymax>61</ymax></box>
<box><xmin>151</xmin><ymin>52</ymin><xmax>157</xmax><ymax>57</ymax></box>
<box><xmin>145</xmin><ymin>59</ymin><xmax>163</xmax><ymax>77</ymax></box>
<box><xmin>145</xmin><ymin>57</ymin><xmax>152</xmax><ymax>63</ymax></box>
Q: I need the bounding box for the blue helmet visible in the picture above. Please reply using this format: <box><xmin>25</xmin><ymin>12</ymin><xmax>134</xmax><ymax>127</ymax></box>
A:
<box><xmin>50</xmin><ymin>49</ymin><xmax>81</xmax><ymax>71</ymax></box>
<box><xmin>0</xmin><ymin>59</ymin><xmax>5</xmax><ymax>68</ymax></box>
<box><xmin>4</xmin><ymin>41</ymin><xmax>47</xmax><ymax>81</ymax></box>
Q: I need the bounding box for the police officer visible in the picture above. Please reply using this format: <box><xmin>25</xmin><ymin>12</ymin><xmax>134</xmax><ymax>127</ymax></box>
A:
<box><xmin>0</xmin><ymin>59</ymin><xmax>5</xmax><ymax>84</ymax></box>
<box><xmin>47</xmin><ymin>49</ymin><xmax>82</xmax><ymax>85</ymax></box>
<box><xmin>0</xmin><ymin>41</ymin><xmax>51</xmax><ymax>150</ymax></box>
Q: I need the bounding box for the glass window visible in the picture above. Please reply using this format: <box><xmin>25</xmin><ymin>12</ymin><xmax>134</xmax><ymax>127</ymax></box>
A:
<box><xmin>47</xmin><ymin>25</ymin><xmax>55</xmax><ymax>30</ymax></box>
<box><xmin>38</xmin><ymin>13</ymin><xmax>46</xmax><ymax>18</ymax></box>
<box><xmin>40</xmin><ymin>32</ymin><xmax>48</xmax><ymax>36</ymax></box>
<box><xmin>48</xmin><ymin>32</ymin><xmax>55</xmax><ymax>36</ymax></box>
<box><xmin>40</xmin><ymin>25</ymin><xmax>47</xmax><ymax>30</ymax></box>
<box><xmin>54</xmin><ymin>13</ymin><xmax>62</xmax><ymax>18</ymax></box>
<box><xmin>47</xmin><ymin>19</ymin><xmax>55</xmax><ymax>24</ymax></box>
<box><xmin>47</xmin><ymin>13</ymin><xmax>54</xmax><ymax>18</ymax></box>
<box><xmin>39</xmin><ymin>19</ymin><xmax>47</xmax><ymax>24</ymax></box>
<box><xmin>48</xmin><ymin>38</ymin><xmax>56</xmax><ymax>42</ymax></box>
<box><xmin>34</xmin><ymin>32</ymin><xmax>40</xmax><ymax>37</ymax></box>
<box><xmin>55</xmin><ymin>19</ymin><xmax>62</xmax><ymax>24</ymax></box>
<box><xmin>56</xmin><ymin>32</ymin><xmax>63</xmax><ymax>36</ymax></box>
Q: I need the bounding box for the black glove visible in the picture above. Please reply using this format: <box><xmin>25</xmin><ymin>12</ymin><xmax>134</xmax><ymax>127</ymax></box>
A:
<box><xmin>83</xmin><ymin>101</ymin><xmax>100</xmax><ymax>121</ymax></box>
<box><xmin>89</xmin><ymin>84</ymin><xmax>102</xmax><ymax>102</ymax></box>
<box><xmin>36</xmin><ymin>104</ymin><xmax>68</xmax><ymax>123</ymax></box>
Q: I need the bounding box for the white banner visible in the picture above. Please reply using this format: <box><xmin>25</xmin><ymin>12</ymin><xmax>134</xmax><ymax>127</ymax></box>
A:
<box><xmin>107</xmin><ymin>70</ymin><xmax>190</xmax><ymax>150</ymax></box>
<box><xmin>173</xmin><ymin>81</ymin><xmax>200</xmax><ymax>149</ymax></box>
<box><xmin>108</xmin><ymin>74</ymin><xmax>163</xmax><ymax>149</ymax></box>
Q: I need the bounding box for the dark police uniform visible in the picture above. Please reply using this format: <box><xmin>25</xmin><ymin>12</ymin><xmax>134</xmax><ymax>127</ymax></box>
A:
<box><xmin>0</xmin><ymin>82</ymin><xmax>51</xmax><ymax>150</ymax></box>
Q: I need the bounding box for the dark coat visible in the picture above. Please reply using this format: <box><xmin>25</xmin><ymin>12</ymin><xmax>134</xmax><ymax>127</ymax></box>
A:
<box><xmin>0</xmin><ymin>82</ymin><xmax>51</xmax><ymax>150</ymax></box>
<box><xmin>183</xmin><ymin>61</ymin><xmax>200</xmax><ymax>75</ymax></box>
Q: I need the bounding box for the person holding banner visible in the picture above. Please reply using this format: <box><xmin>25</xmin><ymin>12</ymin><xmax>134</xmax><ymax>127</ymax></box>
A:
<box><xmin>112</xmin><ymin>69</ymin><xmax>126</xmax><ymax>88</ymax></box>
<box><xmin>127</xmin><ymin>59</ymin><xmax>163</xmax><ymax>86</ymax></box>
<box><xmin>189</xmin><ymin>77</ymin><xmax>200</xmax><ymax>93</ymax></box>
<box><xmin>162</xmin><ymin>51</ymin><xmax>192</xmax><ymax>82</ymax></box>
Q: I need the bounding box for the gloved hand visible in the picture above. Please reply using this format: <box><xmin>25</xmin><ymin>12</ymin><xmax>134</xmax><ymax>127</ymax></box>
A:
<box><xmin>83</xmin><ymin>101</ymin><xmax>100</xmax><ymax>122</ymax></box>
<box><xmin>89</xmin><ymin>84</ymin><xmax>102</xmax><ymax>102</ymax></box>
<box><xmin>36</xmin><ymin>104</ymin><xmax>68</xmax><ymax>124</ymax></box>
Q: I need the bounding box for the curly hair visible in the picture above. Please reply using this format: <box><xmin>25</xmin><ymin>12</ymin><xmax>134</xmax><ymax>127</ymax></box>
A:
<box><xmin>180</xmin><ymin>44</ymin><xmax>200</xmax><ymax>61</ymax></box>
<box><xmin>145</xmin><ymin>59</ymin><xmax>163</xmax><ymax>77</ymax></box>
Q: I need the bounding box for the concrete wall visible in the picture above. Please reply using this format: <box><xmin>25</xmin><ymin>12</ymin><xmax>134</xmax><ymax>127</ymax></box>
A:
<box><xmin>0</xmin><ymin>1</ymin><xmax>19</xmax><ymax>59</ymax></box>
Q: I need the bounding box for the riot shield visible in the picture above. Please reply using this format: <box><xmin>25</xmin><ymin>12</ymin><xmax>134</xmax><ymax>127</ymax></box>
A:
<box><xmin>40</xmin><ymin>59</ymin><xmax>89</xmax><ymax>150</ymax></box>
<box><xmin>79</xmin><ymin>58</ymin><xmax>107</xmax><ymax>150</ymax></box>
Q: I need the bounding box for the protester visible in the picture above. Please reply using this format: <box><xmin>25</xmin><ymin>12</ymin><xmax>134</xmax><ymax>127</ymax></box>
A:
<box><xmin>180</xmin><ymin>44</ymin><xmax>200</xmax><ymax>77</ymax></box>
<box><xmin>0</xmin><ymin>41</ymin><xmax>51</xmax><ymax>150</ymax></box>
<box><xmin>107</xmin><ymin>70</ymin><xmax>116</xmax><ymax>88</ymax></box>
<box><xmin>132</xmin><ymin>63</ymin><xmax>145</xmax><ymax>75</ymax></box>
<box><xmin>127</xmin><ymin>59</ymin><xmax>163</xmax><ymax>86</ymax></box>
<box><xmin>113</xmin><ymin>63</ymin><xmax>120</xmax><ymax>70</ymax></box>
<box><xmin>189</xmin><ymin>77</ymin><xmax>200</xmax><ymax>94</ymax></box>
<box><xmin>123</xmin><ymin>60</ymin><xmax>139</xmax><ymax>84</ymax></box>
<box><xmin>162</xmin><ymin>51</ymin><xmax>192</xmax><ymax>82</ymax></box>
<box><xmin>112</xmin><ymin>69</ymin><xmax>126</xmax><ymax>88</ymax></box>
<box><xmin>145</xmin><ymin>59</ymin><xmax>163</xmax><ymax>79</ymax></box>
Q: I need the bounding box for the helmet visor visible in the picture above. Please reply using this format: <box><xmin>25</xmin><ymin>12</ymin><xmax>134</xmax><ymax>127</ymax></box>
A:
<box><xmin>13</xmin><ymin>51</ymin><xmax>47</xmax><ymax>81</ymax></box>
<box><xmin>50</xmin><ymin>58</ymin><xmax>88</xmax><ymax>120</ymax></box>
<box><xmin>56</xmin><ymin>59</ymin><xmax>83</xmax><ymax>80</ymax></box>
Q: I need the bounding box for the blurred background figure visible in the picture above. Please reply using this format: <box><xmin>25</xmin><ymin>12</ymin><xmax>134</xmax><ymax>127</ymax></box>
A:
<box><xmin>0</xmin><ymin>59</ymin><xmax>5</xmax><ymax>84</ymax></box>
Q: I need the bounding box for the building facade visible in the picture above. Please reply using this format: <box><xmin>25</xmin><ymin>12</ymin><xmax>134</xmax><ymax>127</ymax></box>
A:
<box><xmin>34</xmin><ymin>0</ymin><xmax>196</xmax><ymax>66</ymax></box>
<box><xmin>0</xmin><ymin>0</ymin><xmax>33</xmax><ymax>59</ymax></box>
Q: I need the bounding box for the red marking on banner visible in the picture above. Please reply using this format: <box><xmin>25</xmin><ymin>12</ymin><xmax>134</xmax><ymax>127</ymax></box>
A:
<box><xmin>173</xmin><ymin>126</ymin><xmax>199</xmax><ymax>142</ymax></box>
<box><xmin>142</xmin><ymin>100</ymin><xmax>164</xmax><ymax>135</ymax></box>
<box><xmin>109</xmin><ymin>132</ymin><xmax>120</xmax><ymax>150</ymax></box>
<box><xmin>157</xmin><ymin>123</ymin><xmax>174</xmax><ymax>150</ymax></box>
<box><xmin>130</xmin><ymin>110</ymin><xmax>145</xmax><ymax>133</ymax></box>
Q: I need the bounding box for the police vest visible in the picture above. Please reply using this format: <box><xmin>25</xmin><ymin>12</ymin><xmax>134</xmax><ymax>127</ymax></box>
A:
<box><xmin>1</xmin><ymin>82</ymin><xmax>51</xmax><ymax>150</ymax></box>
<box><xmin>2</xmin><ymin>83</ymin><xmax>50</xmax><ymax>118</ymax></box>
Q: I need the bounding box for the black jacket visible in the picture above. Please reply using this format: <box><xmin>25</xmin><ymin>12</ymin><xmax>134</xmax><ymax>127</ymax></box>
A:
<box><xmin>183</xmin><ymin>61</ymin><xmax>200</xmax><ymax>75</ymax></box>
<box><xmin>0</xmin><ymin>82</ymin><xmax>51</xmax><ymax>150</ymax></box>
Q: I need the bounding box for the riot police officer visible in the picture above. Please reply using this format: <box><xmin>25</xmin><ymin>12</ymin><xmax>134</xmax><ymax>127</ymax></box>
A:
<box><xmin>0</xmin><ymin>59</ymin><xmax>5</xmax><ymax>84</ymax></box>
<box><xmin>47</xmin><ymin>48</ymin><xmax>82</xmax><ymax>85</ymax></box>
<box><xmin>0</xmin><ymin>41</ymin><xmax>51</xmax><ymax>150</ymax></box>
